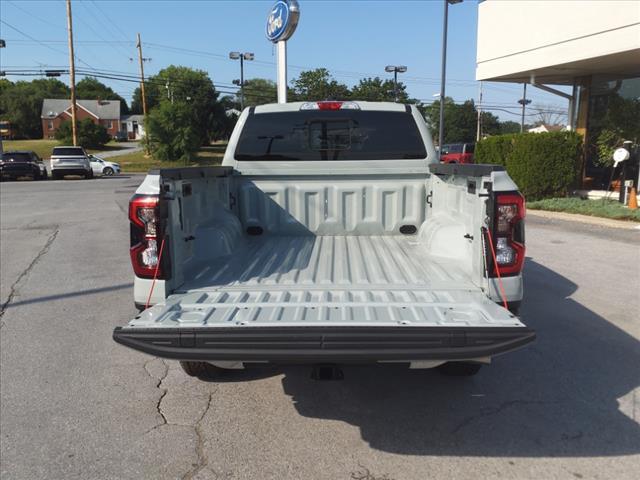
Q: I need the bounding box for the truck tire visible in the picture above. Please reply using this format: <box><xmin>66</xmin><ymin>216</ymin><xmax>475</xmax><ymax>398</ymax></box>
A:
<box><xmin>437</xmin><ymin>362</ymin><xmax>482</xmax><ymax>377</ymax></box>
<box><xmin>85</xmin><ymin>170</ymin><xmax>94</xmax><ymax>179</ymax></box>
<box><xmin>179</xmin><ymin>361</ymin><xmax>223</xmax><ymax>380</ymax></box>
<box><xmin>52</xmin><ymin>171</ymin><xmax>60</xmax><ymax>180</ymax></box>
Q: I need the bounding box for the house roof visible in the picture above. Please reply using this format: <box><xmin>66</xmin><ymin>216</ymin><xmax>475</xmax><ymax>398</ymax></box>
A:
<box><xmin>41</xmin><ymin>99</ymin><xmax>121</xmax><ymax>119</ymax></box>
<box><xmin>121</xmin><ymin>114</ymin><xmax>144</xmax><ymax>123</ymax></box>
<box><xmin>528</xmin><ymin>124</ymin><xmax>567</xmax><ymax>133</ymax></box>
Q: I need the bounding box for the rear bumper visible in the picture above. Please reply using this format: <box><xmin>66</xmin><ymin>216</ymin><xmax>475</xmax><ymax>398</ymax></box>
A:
<box><xmin>52</xmin><ymin>167</ymin><xmax>89</xmax><ymax>175</ymax></box>
<box><xmin>1</xmin><ymin>166</ymin><xmax>37</xmax><ymax>177</ymax></box>
<box><xmin>112</xmin><ymin>326</ymin><xmax>536</xmax><ymax>363</ymax></box>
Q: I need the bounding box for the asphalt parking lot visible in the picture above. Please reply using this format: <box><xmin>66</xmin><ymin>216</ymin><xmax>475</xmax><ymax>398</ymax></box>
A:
<box><xmin>1</xmin><ymin>175</ymin><xmax>639</xmax><ymax>480</ymax></box>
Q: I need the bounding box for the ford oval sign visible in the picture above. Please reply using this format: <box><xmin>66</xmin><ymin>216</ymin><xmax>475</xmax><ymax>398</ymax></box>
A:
<box><xmin>266</xmin><ymin>0</ymin><xmax>300</xmax><ymax>43</ymax></box>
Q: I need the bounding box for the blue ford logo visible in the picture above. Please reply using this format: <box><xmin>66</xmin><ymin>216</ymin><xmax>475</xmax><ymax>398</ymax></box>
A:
<box><xmin>266</xmin><ymin>0</ymin><xmax>300</xmax><ymax>43</ymax></box>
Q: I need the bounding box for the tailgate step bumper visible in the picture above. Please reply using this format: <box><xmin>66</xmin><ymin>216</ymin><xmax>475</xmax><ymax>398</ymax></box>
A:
<box><xmin>113</xmin><ymin>326</ymin><xmax>535</xmax><ymax>362</ymax></box>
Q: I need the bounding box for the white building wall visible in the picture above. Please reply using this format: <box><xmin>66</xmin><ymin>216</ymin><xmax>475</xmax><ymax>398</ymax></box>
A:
<box><xmin>476</xmin><ymin>0</ymin><xmax>640</xmax><ymax>80</ymax></box>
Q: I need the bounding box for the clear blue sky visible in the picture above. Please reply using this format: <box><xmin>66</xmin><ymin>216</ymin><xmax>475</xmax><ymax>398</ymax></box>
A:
<box><xmin>1</xmin><ymin>0</ymin><xmax>566</xmax><ymax>121</ymax></box>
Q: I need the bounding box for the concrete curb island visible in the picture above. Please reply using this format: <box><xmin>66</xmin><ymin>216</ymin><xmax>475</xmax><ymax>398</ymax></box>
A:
<box><xmin>528</xmin><ymin>209</ymin><xmax>640</xmax><ymax>230</ymax></box>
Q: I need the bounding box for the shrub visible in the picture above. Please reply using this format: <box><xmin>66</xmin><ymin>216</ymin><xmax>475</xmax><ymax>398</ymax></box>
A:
<box><xmin>475</xmin><ymin>131</ymin><xmax>582</xmax><ymax>200</ymax></box>
<box><xmin>55</xmin><ymin>118</ymin><xmax>110</xmax><ymax>148</ymax></box>
<box><xmin>146</xmin><ymin>101</ymin><xmax>199</xmax><ymax>162</ymax></box>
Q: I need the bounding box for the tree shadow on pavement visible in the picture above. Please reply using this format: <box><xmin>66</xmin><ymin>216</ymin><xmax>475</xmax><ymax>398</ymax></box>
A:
<box><xmin>279</xmin><ymin>257</ymin><xmax>640</xmax><ymax>457</ymax></box>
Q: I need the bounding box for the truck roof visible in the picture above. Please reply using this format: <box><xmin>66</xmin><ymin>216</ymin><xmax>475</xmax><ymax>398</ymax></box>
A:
<box><xmin>253</xmin><ymin>101</ymin><xmax>414</xmax><ymax>114</ymax></box>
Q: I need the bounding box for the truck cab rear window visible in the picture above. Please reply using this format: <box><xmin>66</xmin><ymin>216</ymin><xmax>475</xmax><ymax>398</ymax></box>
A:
<box><xmin>235</xmin><ymin>110</ymin><xmax>426</xmax><ymax>161</ymax></box>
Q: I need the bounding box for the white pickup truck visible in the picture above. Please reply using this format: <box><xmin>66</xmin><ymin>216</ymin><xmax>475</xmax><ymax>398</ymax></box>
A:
<box><xmin>113</xmin><ymin>101</ymin><xmax>534</xmax><ymax>379</ymax></box>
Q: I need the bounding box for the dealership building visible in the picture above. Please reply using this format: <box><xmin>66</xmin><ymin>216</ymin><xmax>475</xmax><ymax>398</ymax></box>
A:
<box><xmin>476</xmin><ymin>0</ymin><xmax>640</xmax><ymax>187</ymax></box>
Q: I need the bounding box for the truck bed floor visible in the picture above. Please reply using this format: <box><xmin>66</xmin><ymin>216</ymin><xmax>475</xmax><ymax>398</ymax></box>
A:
<box><xmin>128</xmin><ymin>236</ymin><xmax>523</xmax><ymax>329</ymax></box>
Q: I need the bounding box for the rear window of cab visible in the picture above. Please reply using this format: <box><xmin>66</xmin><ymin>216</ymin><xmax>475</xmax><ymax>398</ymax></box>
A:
<box><xmin>235</xmin><ymin>110</ymin><xmax>426</xmax><ymax>161</ymax></box>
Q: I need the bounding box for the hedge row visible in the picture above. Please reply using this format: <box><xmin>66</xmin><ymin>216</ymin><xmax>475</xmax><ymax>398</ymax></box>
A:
<box><xmin>475</xmin><ymin>131</ymin><xmax>582</xmax><ymax>200</ymax></box>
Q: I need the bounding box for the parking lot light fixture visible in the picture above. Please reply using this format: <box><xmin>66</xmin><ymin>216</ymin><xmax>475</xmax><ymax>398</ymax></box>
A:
<box><xmin>385</xmin><ymin>65</ymin><xmax>408</xmax><ymax>102</ymax></box>
<box><xmin>229</xmin><ymin>51</ymin><xmax>254</xmax><ymax>110</ymax></box>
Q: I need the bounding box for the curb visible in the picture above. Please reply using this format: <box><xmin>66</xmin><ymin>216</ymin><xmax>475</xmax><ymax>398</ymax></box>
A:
<box><xmin>527</xmin><ymin>209</ymin><xmax>640</xmax><ymax>230</ymax></box>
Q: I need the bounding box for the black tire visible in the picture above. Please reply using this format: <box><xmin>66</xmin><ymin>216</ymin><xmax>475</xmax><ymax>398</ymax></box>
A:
<box><xmin>40</xmin><ymin>170</ymin><xmax>48</xmax><ymax>180</ymax></box>
<box><xmin>52</xmin><ymin>171</ymin><xmax>60</xmax><ymax>180</ymax></box>
<box><xmin>179</xmin><ymin>361</ymin><xmax>223</xmax><ymax>380</ymax></box>
<box><xmin>437</xmin><ymin>362</ymin><xmax>482</xmax><ymax>377</ymax></box>
<box><xmin>85</xmin><ymin>170</ymin><xmax>94</xmax><ymax>179</ymax></box>
<box><xmin>507</xmin><ymin>301</ymin><xmax>521</xmax><ymax>316</ymax></box>
<box><xmin>103</xmin><ymin>167</ymin><xmax>114</xmax><ymax>176</ymax></box>
<box><xmin>32</xmin><ymin>171</ymin><xmax>40</xmax><ymax>181</ymax></box>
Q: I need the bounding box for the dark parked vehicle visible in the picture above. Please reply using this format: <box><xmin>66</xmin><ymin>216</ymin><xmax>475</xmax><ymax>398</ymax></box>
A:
<box><xmin>0</xmin><ymin>151</ymin><xmax>48</xmax><ymax>181</ymax></box>
<box><xmin>440</xmin><ymin>143</ymin><xmax>475</xmax><ymax>164</ymax></box>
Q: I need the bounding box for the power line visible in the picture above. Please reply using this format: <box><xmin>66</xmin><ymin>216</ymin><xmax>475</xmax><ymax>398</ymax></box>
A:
<box><xmin>0</xmin><ymin>19</ymin><xmax>96</xmax><ymax>70</ymax></box>
<box><xmin>89</xmin><ymin>0</ymin><xmax>132</xmax><ymax>43</ymax></box>
<box><xmin>5</xmin><ymin>0</ymin><xmax>64</xmax><ymax>31</ymax></box>
<box><xmin>77</xmin><ymin>1</ymin><xmax>133</xmax><ymax>59</ymax></box>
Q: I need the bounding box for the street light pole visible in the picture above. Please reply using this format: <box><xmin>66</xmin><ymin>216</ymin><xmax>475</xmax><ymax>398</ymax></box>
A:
<box><xmin>230</xmin><ymin>52</ymin><xmax>254</xmax><ymax>110</ymax></box>
<box><xmin>240</xmin><ymin>55</ymin><xmax>244</xmax><ymax>110</ymax></box>
<box><xmin>385</xmin><ymin>65</ymin><xmax>407</xmax><ymax>103</ymax></box>
<box><xmin>393</xmin><ymin>70</ymin><xmax>398</xmax><ymax>102</ymax></box>
<box><xmin>439</xmin><ymin>0</ymin><xmax>462</xmax><ymax>150</ymax></box>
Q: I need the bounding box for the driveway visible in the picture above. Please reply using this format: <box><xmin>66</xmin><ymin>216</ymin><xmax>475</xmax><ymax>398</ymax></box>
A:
<box><xmin>1</xmin><ymin>176</ymin><xmax>638</xmax><ymax>479</ymax></box>
<box><xmin>96</xmin><ymin>141</ymin><xmax>142</xmax><ymax>159</ymax></box>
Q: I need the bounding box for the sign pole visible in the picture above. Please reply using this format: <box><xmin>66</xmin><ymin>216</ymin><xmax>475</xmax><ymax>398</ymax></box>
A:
<box><xmin>266</xmin><ymin>0</ymin><xmax>299</xmax><ymax>104</ymax></box>
<box><xmin>277</xmin><ymin>41</ymin><xmax>287</xmax><ymax>104</ymax></box>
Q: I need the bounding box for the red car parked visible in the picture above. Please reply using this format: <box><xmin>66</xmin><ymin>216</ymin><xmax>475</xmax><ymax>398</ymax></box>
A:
<box><xmin>440</xmin><ymin>143</ymin><xmax>475</xmax><ymax>164</ymax></box>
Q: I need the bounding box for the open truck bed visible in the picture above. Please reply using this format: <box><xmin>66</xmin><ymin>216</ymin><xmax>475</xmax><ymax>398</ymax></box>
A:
<box><xmin>114</xmin><ymin>102</ymin><xmax>534</xmax><ymax>373</ymax></box>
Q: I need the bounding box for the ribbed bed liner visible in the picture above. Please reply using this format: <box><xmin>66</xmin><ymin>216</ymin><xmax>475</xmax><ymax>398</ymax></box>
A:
<box><xmin>128</xmin><ymin>236</ymin><xmax>524</xmax><ymax>329</ymax></box>
<box><xmin>183</xmin><ymin>235</ymin><xmax>473</xmax><ymax>290</ymax></box>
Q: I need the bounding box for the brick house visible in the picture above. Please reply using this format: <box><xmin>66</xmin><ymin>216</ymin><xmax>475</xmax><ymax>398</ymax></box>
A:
<box><xmin>41</xmin><ymin>99</ymin><xmax>121</xmax><ymax>139</ymax></box>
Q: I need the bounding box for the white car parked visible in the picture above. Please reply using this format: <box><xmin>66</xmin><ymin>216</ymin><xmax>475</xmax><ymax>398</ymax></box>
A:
<box><xmin>89</xmin><ymin>155</ymin><xmax>121</xmax><ymax>176</ymax></box>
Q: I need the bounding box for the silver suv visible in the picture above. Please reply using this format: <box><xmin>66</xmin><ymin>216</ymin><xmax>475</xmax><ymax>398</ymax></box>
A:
<box><xmin>50</xmin><ymin>146</ymin><xmax>93</xmax><ymax>180</ymax></box>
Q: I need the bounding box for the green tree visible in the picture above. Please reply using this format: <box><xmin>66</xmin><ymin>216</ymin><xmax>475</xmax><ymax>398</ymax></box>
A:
<box><xmin>55</xmin><ymin>118</ymin><xmax>110</xmax><ymax>148</ymax></box>
<box><xmin>132</xmin><ymin>66</ymin><xmax>218</xmax><ymax>145</ymax></box>
<box><xmin>0</xmin><ymin>78</ymin><xmax>70</xmax><ymax>138</ymax></box>
<box><xmin>499</xmin><ymin>120</ymin><xmax>521</xmax><ymax>135</ymax></box>
<box><xmin>425</xmin><ymin>98</ymin><xmax>478</xmax><ymax>144</ymax></box>
<box><xmin>146</xmin><ymin>101</ymin><xmax>200</xmax><ymax>162</ymax></box>
<box><xmin>291</xmin><ymin>68</ymin><xmax>351</xmax><ymax>101</ymax></box>
<box><xmin>240</xmin><ymin>78</ymin><xmax>277</xmax><ymax>106</ymax></box>
<box><xmin>351</xmin><ymin>76</ymin><xmax>409</xmax><ymax>102</ymax></box>
<box><xmin>76</xmin><ymin>77</ymin><xmax>129</xmax><ymax>114</ymax></box>
<box><xmin>210</xmin><ymin>95</ymin><xmax>239</xmax><ymax>141</ymax></box>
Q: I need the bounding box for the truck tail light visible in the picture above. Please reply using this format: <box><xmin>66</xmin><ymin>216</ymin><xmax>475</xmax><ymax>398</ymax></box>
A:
<box><xmin>488</xmin><ymin>193</ymin><xmax>525</xmax><ymax>277</ymax></box>
<box><xmin>129</xmin><ymin>195</ymin><xmax>168</xmax><ymax>279</ymax></box>
<box><xmin>300</xmin><ymin>101</ymin><xmax>360</xmax><ymax>111</ymax></box>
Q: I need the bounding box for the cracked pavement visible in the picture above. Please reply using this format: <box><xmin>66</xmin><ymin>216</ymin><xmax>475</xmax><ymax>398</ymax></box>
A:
<box><xmin>1</xmin><ymin>176</ymin><xmax>639</xmax><ymax>480</ymax></box>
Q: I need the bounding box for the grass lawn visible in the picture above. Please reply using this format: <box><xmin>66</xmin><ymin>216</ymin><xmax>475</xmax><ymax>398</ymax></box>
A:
<box><xmin>528</xmin><ymin>197</ymin><xmax>640</xmax><ymax>222</ymax></box>
<box><xmin>115</xmin><ymin>145</ymin><xmax>226</xmax><ymax>172</ymax></box>
<box><xmin>2</xmin><ymin>139</ymin><xmax>129</xmax><ymax>159</ymax></box>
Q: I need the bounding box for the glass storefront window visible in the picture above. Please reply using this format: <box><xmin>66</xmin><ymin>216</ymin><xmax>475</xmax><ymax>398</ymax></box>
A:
<box><xmin>585</xmin><ymin>76</ymin><xmax>640</xmax><ymax>186</ymax></box>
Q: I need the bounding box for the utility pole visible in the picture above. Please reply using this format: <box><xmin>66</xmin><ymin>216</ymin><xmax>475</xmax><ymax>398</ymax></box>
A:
<box><xmin>518</xmin><ymin>83</ymin><xmax>531</xmax><ymax>133</ymax></box>
<box><xmin>476</xmin><ymin>81</ymin><xmax>483</xmax><ymax>142</ymax></box>
<box><xmin>66</xmin><ymin>0</ymin><xmax>77</xmax><ymax>146</ymax></box>
<box><xmin>136</xmin><ymin>33</ymin><xmax>149</xmax><ymax>151</ymax></box>
<box><xmin>136</xmin><ymin>33</ymin><xmax>148</xmax><ymax>117</ymax></box>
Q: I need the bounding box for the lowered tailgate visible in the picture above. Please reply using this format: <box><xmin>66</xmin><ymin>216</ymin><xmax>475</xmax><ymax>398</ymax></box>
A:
<box><xmin>114</xmin><ymin>235</ymin><xmax>535</xmax><ymax>362</ymax></box>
